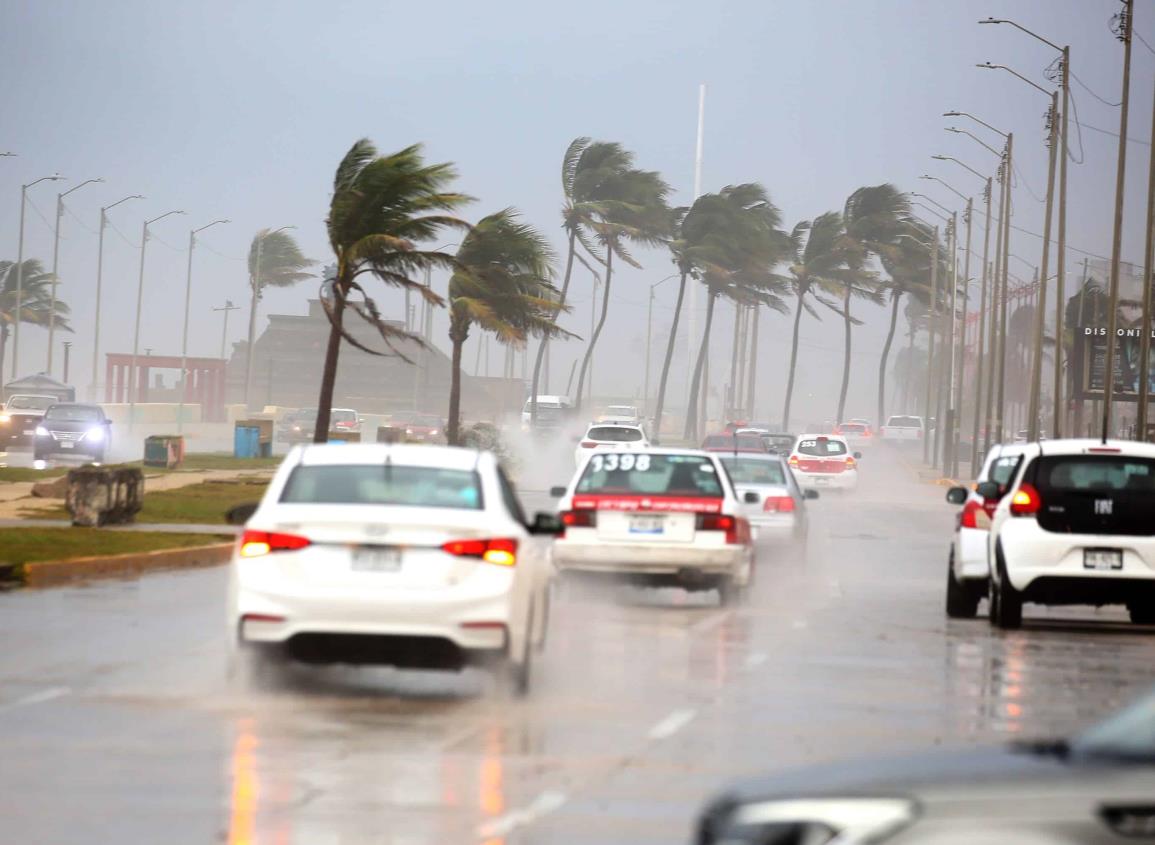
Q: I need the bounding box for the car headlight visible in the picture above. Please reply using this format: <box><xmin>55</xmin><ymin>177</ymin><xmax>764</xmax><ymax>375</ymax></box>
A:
<box><xmin>0</xmin><ymin>414</ymin><xmax>10</xmax><ymax>424</ymax></box>
<box><xmin>83</xmin><ymin>427</ymin><xmax>105</xmax><ymax>442</ymax></box>
<box><xmin>728</xmin><ymin>799</ymin><xmax>916</xmax><ymax>843</ymax></box>
<box><xmin>429</xmin><ymin>429</ymin><xmax>439</xmax><ymax>436</ymax></box>
<box><xmin>406</xmin><ymin>428</ymin><xmax>414</xmax><ymax>434</ymax></box>
<box><xmin>34</xmin><ymin>425</ymin><xmax>49</xmax><ymax>436</ymax></box>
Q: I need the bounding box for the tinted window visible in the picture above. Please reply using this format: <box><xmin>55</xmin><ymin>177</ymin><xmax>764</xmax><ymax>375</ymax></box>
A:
<box><xmin>988</xmin><ymin>455</ymin><xmax>1022</xmax><ymax>488</ymax></box>
<box><xmin>721</xmin><ymin>457</ymin><xmax>787</xmax><ymax>485</ymax></box>
<box><xmin>886</xmin><ymin>416</ymin><xmax>921</xmax><ymax>427</ymax></box>
<box><xmin>577</xmin><ymin>453</ymin><xmax>723</xmax><ymax>497</ymax></box>
<box><xmin>702</xmin><ymin>434</ymin><xmax>764</xmax><ymax>451</ymax></box>
<box><xmin>44</xmin><ymin>405</ymin><xmax>102</xmax><ymax>422</ymax></box>
<box><xmin>1037</xmin><ymin>456</ymin><xmax>1155</xmax><ymax>493</ymax></box>
<box><xmin>6</xmin><ymin>396</ymin><xmax>54</xmax><ymax>411</ymax></box>
<box><xmin>796</xmin><ymin>438</ymin><xmax>848</xmax><ymax>457</ymax></box>
<box><xmin>764</xmin><ymin>435</ymin><xmax>796</xmax><ymax>454</ymax></box>
<box><xmin>588</xmin><ymin>426</ymin><xmax>643</xmax><ymax>442</ymax></box>
<box><xmin>281</xmin><ymin>465</ymin><xmax>483</xmax><ymax>509</ymax></box>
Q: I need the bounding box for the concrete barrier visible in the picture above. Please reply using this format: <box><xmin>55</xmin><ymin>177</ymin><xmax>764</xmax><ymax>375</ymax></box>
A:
<box><xmin>19</xmin><ymin>541</ymin><xmax>233</xmax><ymax>588</ymax></box>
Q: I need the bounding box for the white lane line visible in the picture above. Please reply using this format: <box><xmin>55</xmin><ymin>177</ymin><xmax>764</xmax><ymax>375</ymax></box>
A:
<box><xmin>477</xmin><ymin>789</ymin><xmax>568</xmax><ymax>839</ymax></box>
<box><xmin>0</xmin><ymin>686</ymin><xmax>71</xmax><ymax>715</ymax></box>
<box><xmin>744</xmin><ymin>652</ymin><xmax>767</xmax><ymax>670</ymax></box>
<box><xmin>690</xmin><ymin>608</ymin><xmax>733</xmax><ymax>634</ymax></box>
<box><xmin>648</xmin><ymin>707</ymin><xmax>697</xmax><ymax>741</ymax></box>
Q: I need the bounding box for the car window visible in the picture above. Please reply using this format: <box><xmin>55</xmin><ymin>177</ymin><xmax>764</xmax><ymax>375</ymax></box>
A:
<box><xmin>703</xmin><ymin>434</ymin><xmax>764</xmax><ymax>451</ymax></box>
<box><xmin>721</xmin><ymin>457</ymin><xmax>787</xmax><ymax>485</ymax></box>
<box><xmin>588</xmin><ymin>426</ymin><xmax>643</xmax><ymax>442</ymax></box>
<box><xmin>988</xmin><ymin>455</ymin><xmax>1022</xmax><ymax>489</ymax></box>
<box><xmin>1036</xmin><ymin>456</ymin><xmax>1155</xmax><ymax>493</ymax></box>
<box><xmin>496</xmin><ymin>467</ymin><xmax>527</xmax><ymax>524</ymax></box>
<box><xmin>886</xmin><ymin>416</ymin><xmax>921</xmax><ymax>427</ymax></box>
<box><xmin>43</xmin><ymin>405</ymin><xmax>102</xmax><ymax>422</ymax></box>
<box><xmin>576</xmin><ymin>453</ymin><xmax>723</xmax><ymax>498</ymax></box>
<box><xmin>795</xmin><ymin>438</ymin><xmax>848</xmax><ymax>457</ymax></box>
<box><xmin>6</xmin><ymin>396</ymin><xmax>55</xmax><ymax>411</ymax></box>
<box><xmin>764</xmin><ymin>435</ymin><xmax>796</xmax><ymax>453</ymax></box>
<box><xmin>330</xmin><ymin>410</ymin><xmax>357</xmax><ymax>424</ymax></box>
<box><xmin>281</xmin><ymin>465</ymin><xmax>484</xmax><ymax>509</ymax></box>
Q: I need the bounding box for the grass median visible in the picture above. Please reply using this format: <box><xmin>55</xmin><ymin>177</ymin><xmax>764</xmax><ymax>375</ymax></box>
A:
<box><xmin>0</xmin><ymin>528</ymin><xmax>229</xmax><ymax>565</ymax></box>
<box><xmin>22</xmin><ymin>478</ymin><xmax>269</xmax><ymax>525</ymax></box>
<box><xmin>0</xmin><ymin>452</ymin><xmax>280</xmax><ymax>485</ymax></box>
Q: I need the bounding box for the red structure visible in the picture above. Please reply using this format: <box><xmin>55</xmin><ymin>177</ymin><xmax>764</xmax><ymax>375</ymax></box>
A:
<box><xmin>105</xmin><ymin>353</ymin><xmax>228</xmax><ymax>422</ymax></box>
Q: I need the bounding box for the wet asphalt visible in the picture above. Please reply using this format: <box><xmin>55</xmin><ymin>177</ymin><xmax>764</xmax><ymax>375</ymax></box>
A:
<box><xmin>2</xmin><ymin>444</ymin><xmax>1155</xmax><ymax>844</ymax></box>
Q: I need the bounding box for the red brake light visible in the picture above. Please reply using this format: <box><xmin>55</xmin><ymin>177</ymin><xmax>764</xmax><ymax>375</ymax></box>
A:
<box><xmin>763</xmin><ymin>496</ymin><xmax>795</xmax><ymax>513</ymax></box>
<box><xmin>580</xmin><ymin>441</ymin><xmax>598</xmax><ymax>448</ymax></box>
<box><xmin>559</xmin><ymin>509</ymin><xmax>597</xmax><ymax>538</ymax></box>
<box><xmin>788</xmin><ymin>455</ymin><xmax>800</xmax><ymax>466</ymax></box>
<box><xmin>696</xmin><ymin>512</ymin><xmax>748</xmax><ymax>544</ymax></box>
<box><xmin>846</xmin><ymin>456</ymin><xmax>857</xmax><ymax>469</ymax></box>
<box><xmin>1088</xmin><ymin>446</ymin><xmax>1122</xmax><ymax>453</ymax></box>
<box><xmin>1009</xmin><ymin>483</ymin><xmax>1042</xmax><ymax>517</ymax></box>
<box><xmin>959</xmin><ymin>499</ymin><xmax>983</xmax><ymax>529</ymax></box>
<box><xmin>239</xmin><ymin>529</ymin><xmax>311</xmax><ymax>557</ymax></box>
<box><xmin>441</xmin><ymin>537</ymin><xmax>519</xmax><ymax>566</ymax></box>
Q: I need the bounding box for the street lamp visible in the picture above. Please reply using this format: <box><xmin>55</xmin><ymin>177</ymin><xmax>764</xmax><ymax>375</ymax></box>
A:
<box><xmin>48</xmin><ymin>177</ymin><xmax>103</xmax><ymax>376</ymax></box>
<box><xmin>244</xmin><ymin>225</ymin><xmax>295</xmax><ymax>409</ymax></box>
<box><xmin>178</xmin><ymin>219</ymin><xmax>230</xmax><ymax>433</ymax></box>
<box><xmin>11</xmin><ymin>174</ymin><xmax>65</xmax><ymax>379</ymax></box>
<box><xmin>91</xmin><ymin>195</ymin><xmax>144</xmax><ymax>398</ymax></box>
<box><xmin>911</xmin><ymin>192</ymin><xmax>954</xmax><ymax>218</ymax></box>
<box><xmin>644</xmin><ymin>274</ymin><xmax>679</xmax><ymax>411</ymax></box>
<box><xmin>945</xmin><ymin>127</ymin><xmax>1003</xmax><ymax>160</ymax></box>
<box><xmin>129</xmin><ymin>209</ymin><xmax>185</xmax><ymax>428</ymax></box>
<box><xmin>212</xmin><ymin>300</ymin><xmax>241</xmax><ymax>360</ymax></box>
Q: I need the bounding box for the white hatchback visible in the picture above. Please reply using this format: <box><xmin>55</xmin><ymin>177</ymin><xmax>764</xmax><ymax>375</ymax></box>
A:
<box><xmin>573</xmin><ymin>422</ymin><xmax>649</xmax><ymax>467</ymax></box>
<box><xmin>787</xmin><ymin>434</ymin><xmax>860</xmax><ymax>491</ymax></box>
<box><xmin>985</xmin><ymin>439</ymin><xmax>1155</xmax><ymax>629</ymax></box>
<box><xmin>227</xmin><ymin>444</ymin><xmax>559</xmax><ymax>694</ymax></box>
<box><xmin>550</xmin><ymin>449</ymin><xmax>755</xmax><ymax>604</ymax></box>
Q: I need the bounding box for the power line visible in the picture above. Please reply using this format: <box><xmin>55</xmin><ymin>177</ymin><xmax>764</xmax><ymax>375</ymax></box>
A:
<box><xmin>63</xmin><ymin>203</ymin><xmax>100</xmax><ymax>236</ymax></box>
<box><xmin>196</xmin><ymin>240</ymin><xmax>245</xmax><ymax>262</ymax></box>
<box><xmin>1136</xmin><ymin>29</ymin><xmax>1155</xmax><ymax>56</ymax></box>
<box><xmin>147</xmin><ymin>231</ymin><xmax>188</xmax><ymax>252</ymax></box>
<box><xmin>1070</xmin><ymin>67</ymin><xmax>1121</xmax><ymax>107</ymax></box>
<box><xmin>1075</xmin><ymin>117</ymin><xmax>1150</xmax><ymax>146</ymax></box>
<box><xmin>106</xmin><ymin>216</ymin><xmax>140</xmax><ymax>249</ymax></box>
<box><xmin>23</xmin><ymin>195</ymin><xmax>57</xmax><ymax>234</ymax></box>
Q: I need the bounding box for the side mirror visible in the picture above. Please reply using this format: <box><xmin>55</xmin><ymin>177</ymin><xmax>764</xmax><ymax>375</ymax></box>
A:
<box><xmin>549</xmin><ymin>486</ymin><xmax>567</xmax><ymax>498</ymax></box>
<box><xmin>804</xmin><ymin>489</ymin><xmax>820</xmax><ymax>500</ymax></box>
<box><xmin>743</xmin><ymin>491</ymin><xmax>760</xmax><ymax>504</ymax></box>
<box><xmin>529</xmin><ymin>512</ymin><xmax>564</xmax><ymax>536</ymax></box>
<box><xmin>853</xmin><ymin>451</ymin><xmax>862</xmax><ymax>460</ymax></box>
<box><xmin>975</xmin><ymin>481</ymin><xmax>1001</xmax><ymax>501</ymax></box>
<box><xmin>225</xmin><ymin>501</ymin><xmax>259</xmax><ymax>525</ymax></box>
<box><xmin>945</xmin><ymin>486</ymin><xmax>969</xmax><ymax>506</ymax></box>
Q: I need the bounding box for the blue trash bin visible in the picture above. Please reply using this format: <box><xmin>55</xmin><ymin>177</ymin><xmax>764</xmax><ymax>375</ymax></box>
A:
<box><xmin>234</xmin><ymin>425</ymin><xmax>260</xmax><ymax>458</ymax></box>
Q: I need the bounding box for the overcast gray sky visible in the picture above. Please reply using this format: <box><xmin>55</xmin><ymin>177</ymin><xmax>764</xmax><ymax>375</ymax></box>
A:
<box><xmin>1</xmin><ymin>0</ymin><xmax>1151</xmax><ymax>423</ymax></box>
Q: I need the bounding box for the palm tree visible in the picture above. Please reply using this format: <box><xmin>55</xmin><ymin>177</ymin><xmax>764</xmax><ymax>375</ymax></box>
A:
<box><xmin>682</xmin><ymin>185</ymin><xmax>788</xmax><ymax>441</ymax></box>
<box><xmin>0</xmin><ymin>259</ymin><xmax>70</xmax><ymax>379</ymax></box>
<box><xmin>572</xmin><ymin>151</ymin><xmax>671</xmax><ymax>411</ymax></box>
<box><xmin>780</xmin><ymin>213</ymin><xmax>855</xmax><ymax>430</ymax></box>
<box><xmin>446</xmin><ymin>209</ymin><xmax>571</xmax><ymax>445</ymax></box>
<box><xmin>315</xmin><ymin>139</ymin><xmax>472</xmax><ymax>440</ymax></box>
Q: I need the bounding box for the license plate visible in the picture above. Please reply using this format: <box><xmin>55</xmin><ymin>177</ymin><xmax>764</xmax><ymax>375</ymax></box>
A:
<box><xmin>60</xmin><ymin>441</ymin><xmax>74</xmax><ymax>449</ymax></box>
<box><xmin>351</xmin><ymin>546</ymin><xmax>402</xmax><ymax>572</ymax></box>
<box><xmin>23</xmin><ymin>429</ymin><xmax>34</xmax><ymax>435</ymax></box>
<box><xmin>1084</xmin><ymin>549</ymin><xmax>1123</xmax><ymax>571</ymax></box>
<box><xmin>628</xmin><ymin>515</ymin><xmax>666</xmax><ymax>535</ymax></box>
<box><xmin>813</xmin><ymin>477</ymin><xmax>830</xmax><ymax>485</ymax></box>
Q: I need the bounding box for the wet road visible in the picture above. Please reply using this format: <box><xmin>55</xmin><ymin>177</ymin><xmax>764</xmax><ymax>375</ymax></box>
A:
<box><xmin>2</xmin><ymin>448</ymin><xmax>1155</xmax><ymax>844</ymax></box>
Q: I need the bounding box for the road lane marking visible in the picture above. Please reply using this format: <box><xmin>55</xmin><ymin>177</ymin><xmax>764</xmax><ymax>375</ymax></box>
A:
<box><xmin>690</xmin><ymin>608</ymin><xmax>733</xmax><ymax>634</ymax></box>
<box><xmin>0</xmin><ymin>686</ymin><xmax>70</xmax><ymax>715</ymax></box>
<box><xmin>477</xmin><ymin>789</ymin><xmax>568</xmax><ymax>839</ymax></box>
<box><xmin>648</xmin><ymin>707</ymin><xmax>697</xmax><ymax>740</ymax></box>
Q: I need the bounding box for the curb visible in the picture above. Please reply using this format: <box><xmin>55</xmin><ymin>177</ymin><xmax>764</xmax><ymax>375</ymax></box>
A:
<box><xmin>18</xmin><ymin>542</ymin><xmax>234</xmax><ymax>588</ymax></box>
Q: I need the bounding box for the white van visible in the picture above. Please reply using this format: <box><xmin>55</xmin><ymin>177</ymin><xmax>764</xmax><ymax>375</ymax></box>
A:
<box><xmin>521</xmin><ymin>395</ymin><xmax>574</xmax><ymax>430</ymax></box>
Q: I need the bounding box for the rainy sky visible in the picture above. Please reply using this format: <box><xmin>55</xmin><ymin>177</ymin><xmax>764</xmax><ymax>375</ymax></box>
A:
<box><xmin>1</xmin><ymin>0</ymin><xmax>1150</xmax><ymax>421</ymax></box>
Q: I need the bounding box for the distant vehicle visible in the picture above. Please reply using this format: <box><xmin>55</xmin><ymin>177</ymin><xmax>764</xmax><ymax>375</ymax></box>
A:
<box><xmin>879</xmin><ymin>414</ymin><xmax>924</xmax><ymax>444</ymax></box>
<box><xmin>943</xmin><ymin>442</ymin><xmax>1030</xmax><ymax>618</ymax></box>
<box><xmin>277</xmin><ymin>408</ymin><xmax>317</xmax><ymax>443</ymax></box>
<box><xmin>329</xmin><ymin>408</ymin><xmax>362</xmax><ymax>435</ymax></box>
<box><xmin>695</xmin><ymin>683</ymin><xmax>1155</xmax><ymax>844</ymax></box>
<box><xmin>0</xmin><ymin>394</ymin><xmax>57</xmax><ymax>448</ymax></box>
<box><xmin>228</xmin><ymin>443</ymin><xmax>560</xmax><ymax>695</ymax></box>
<box><xmin>755</xmin><ymin>433</ymin><xmax>797</xmax><ymax>455</ymax></box>
<box><xmin>550</xmin><ymin>449</ymin><xmax>755</xmax><ymax>604</ymax></box>
<box><xmin>1013</xmin><ymin>428</ymin><xmax>1048</xmax><ymax>443</ymax></box>
<box><xmin>597</xmin><ymin>404</ymin><xmax>640</xmax><ymax>425</ymax></box>
<box><xmin>787</xmin><ymin>434</ymin><xmax>860</xmax><ymax>491</ymax></box>
<box><xmin>390</xmin><ymin>410</ymin><xmax>445</xmax><ymax>443</ymax></box>
<box><xmin>834</xmin><ymin>420</ymin><xmax>873</xmax><ymax>449</ymax></box>
<box><xmin>984</xmin><ymin>438</ymin><xmax>1155</xmax><ymax>629</ymax></box>
<box><xmin>701</xmin><ymin>433</ymin><xmax>767</xmax><ymax>454</ymax></box>
<box><xmin>720</xmin><ymin>453</ymin><xmax>817</xmax><ymax>544</ymax></box>
<box><xmin>574</xmin><ymin>422</ymin><xmax>649</xmax><ymax>467</ymax></box>
<box><xmin>521</xmin><ymin>395</ymin><xmax>574</xmax><ymax>431</ymax></box>
<box><xmin>33</xmin><ymin>403</ymin><xmax>112</xmax><ymax>463</ymax></box>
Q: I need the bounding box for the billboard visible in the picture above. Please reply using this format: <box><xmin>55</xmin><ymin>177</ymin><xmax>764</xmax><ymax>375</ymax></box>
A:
<box><xmin>1072</xmin><ymin>324</ymin><xmax>1155</xmax><ymax>401</ymax></box>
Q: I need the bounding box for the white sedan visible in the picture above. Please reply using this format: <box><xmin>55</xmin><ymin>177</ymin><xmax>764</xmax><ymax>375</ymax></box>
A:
<box><xmin>573</xmin><ymin>422</ymin><xmax>649</xmax><ymax>467</ymax></box>
<box><xmin>550</xmin><ymin>449</ymin><xmax>755</xmax><ymax>604</ymax></box>
<box><xmin>720</xmin><ymin>453</ymin><xmax>816</xmax><ymax>544</ymax></box>
<box><xmin>227</xmin><ymin>443</ymin><xmax>559</xmax><ymax>694</ymax></box>
<box><xmin>787</xmin><ymin>434</ymin><xmax>860</xmax><ymax>491</ymax></box>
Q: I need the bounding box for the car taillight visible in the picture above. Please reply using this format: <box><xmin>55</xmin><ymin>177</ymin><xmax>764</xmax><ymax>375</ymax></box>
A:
<box><xmin>441</xmin><ymin>537</ymin><xmax>519</xmax><ymax>566</ymax></box>
<box><xmin>1009</xmin><ymin>483</ymin><xmax>1042</xmax><ymax>517</ymax></box>
<box><xmin>763</xmin><ymin>496</ymin><xmax>795</xmax><ymax>513</ymax></box>
<box><xmin>846</xmin><ymin>456</ymin><xmax>857</xmax><ymax>469</ymax></box>
<box><xmin>959</xmin><ymin>499</ymin><xmax>984</xmax><ymax>529</ymax></box>
<box><xmin>696</xmin><ymin>512</ymin><xmax>746</xmax><ymax>544</ymax></box>
<box><xmin>788</xmin><ymin>455</ymin><xmax>800</xmax><ymax>467</ymax></box>
<box><xmin>239</xmin><ymin>529</ymin><xmax>311</xmax><ymax>557</ymax></box>
<box><xmin>864</xmin><ymin>429</ymin><xmax>872</xmax><ymax>437</ymax></box>
<box><xmin>580</xmin><ymin>441</ymin><xmax>598</xmax><ymax>449</ymax></box>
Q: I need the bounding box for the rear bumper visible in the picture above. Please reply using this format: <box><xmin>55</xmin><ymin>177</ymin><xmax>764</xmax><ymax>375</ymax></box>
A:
<box><xmin>954</xmin><ymin>526</ymin><xmax>989</xmax><ymax>581</ymax></box>
<box><xmin>552</xmin><ymin>540</ymin><xmax>748</xmax><ymax>576</ymax></box>
<box><xmin>745</xmin><ymin>513</ymin><xmax>799</xmax><ymax>541</ymax></box>
<box><xmin>999</xmin><ymin>520</ymin><xmax>1155</xmax><ymax>598</ymax></box>
<box><xmin>793</xmin><ymin>470</ymin><xmax>857</xmax><ymax>490</ymax></box>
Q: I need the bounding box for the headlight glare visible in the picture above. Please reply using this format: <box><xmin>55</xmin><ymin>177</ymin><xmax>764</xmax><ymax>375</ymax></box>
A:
<box><xmin>34</xmin><ymin>425</ymin><xmax>49</xmax><ymax>437</ymax></box>
<box><xmin>732</xmin><ymin>798</ymin><xmax>916</xmax><ymax>842</ymax></box>
<box><xmin>84</xmin><ymin>427</ymin><xmax>105</xmax><ymax>442</ymax></box>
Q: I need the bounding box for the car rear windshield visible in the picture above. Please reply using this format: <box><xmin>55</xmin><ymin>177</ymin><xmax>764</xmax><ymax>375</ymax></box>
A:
<box><xmin>281</xmin><ymin>465</ymin><xmax>483</xmax><ymax>509</ymax></box>
<box><xmin>588</xmin><ymin>426</ymin><xmax>643</xmax><ymax>442</ymax></box>
<box><xmin>839</xmin><ymin>423</ymin><xmax>867</xmax><ymax>433</ymax></box>
<box><xmin>886</xmin><ymin>416</ymin><xmax>921</xmax><ymax>427</ymax></box>
<box><xmin>331</xmin><ymin>410</ymin><xmax>357</xmax><ymax>424</ymax></box>
<box><xmin>43</xmin><ymin>406</ymin><xmax>102</xmax><ymax>422</ymax></box>
<box><xmin>703</xmin><ymin>434</ymin><xmax>764</xmax><ymax>451</ymax></box>
<box><xmin>6</xmin><ymin>396</ymin><xmax>54</xmax><ymax>411</ymax></box>
<box><xmin>764</xmin><ymin>435</ymin><xmax>796</xmax><ymax>453</ymax></box>
<box><xmin>576</xmin><ymin>453</ymin><xmax>723</xmax><ymax>498</ymax></box>
<box><xmin>721</xmin><ymin>457</ymin><xmax>787</xmax><ymax>485</ymax></box>
<box><xmin>796</xmin><ymin>438</ymin><xmax>848</xmax><ymax>457</ymax></box>
<box><xmin>606</xmin><ymin>406</ymin><xmax>636</xmax><ymax>416</ymax></box>
<box><xmin>1035</xmin><ymin>456</ymin><xmax>1155</xmax><ymax>493</ymax></box>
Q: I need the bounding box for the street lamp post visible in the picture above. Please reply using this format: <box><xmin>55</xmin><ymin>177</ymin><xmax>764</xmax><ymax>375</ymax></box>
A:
<box><xmin>62</xmin><ymin>341</ymin><xmax>72</xmax><ymax>384</ymax></box>
<box><xmin>212</xmin><ymin>301</ymin><xmax>240</xmax><ymax>360</ymax></box>
<box><xmin>644</xmin><ymin>274</ymin><xmax>679</xmax><ymax>413</ymax></box>
<box><xmin>178</xmin><ymin>219</ymin><xmax>229</xmax><ymax>433</ymax></box>
<box><xmin>48</xmin><ymin>178</ymin><xmax>103</xmax><ymax>375</ymax></box>
<box><xmin>11</xmin><ymin>174</ymin><xmax>65</xmax><ymax>379</ymax></box>
<box><xmin>91</xmin><ymin>195</ymin><xmax>144</xmax><ymax>399</ymax></box>
<box><xmin>921</xmin><ymin>225</ymin><xmax>940</xmax><ymax>464</ymax></box>
<box><xmin>129</xmin><ymin>209</ymin><xmax>185</xmax><ymax>429</ymax></box>
<box><xmin>244</xmin><ymin>225</ymin><xmax>295</xmax><ymax>410</ymax></box>
<box><xmin>1139</xmin><ymin>39</ymin><xmax>1155</xmax><ymax>440</ymax></box>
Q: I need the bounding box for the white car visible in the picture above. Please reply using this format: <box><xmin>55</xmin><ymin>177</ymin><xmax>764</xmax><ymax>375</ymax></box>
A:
<box><xmin>834</xmin><ymin>420</ymin><xmax>874</xmax><ymax>450</ymax></box>
<box><xmin>227</xmin><ymin>443</ymin><xmax>559</xmax><ymax>694</ymax></box>
<box><xmin>787</xmin><ymin>434</ymin><xmax>860</xmax><ymax>491</ymax></box>
<box><xmin>879</xmin><ymin>414</ymin><xmax>924</xmax><ymax>444</ymax></box>
<box><xmin>598</xmin><ymin>404</ymin><xmax>640</xmax><ymax>425</ymax></box>
<box><xmin>720</xmin><ymin>453</ymin><xmax>817</xmax><ymax>543</ymax></box>
<box><xmin>985</xmin><ymin>438</ymin><xmax>1155</xmax><ymax>629</ymax></box>
<box><xmin>550</xmin><ymin>449</ymin><xmax>755</xmax><ymax>604</ymax></box>
<box><xmin>944</xmin><ymin>442</ymin><xmax>1031</xmax><ymax>618</ymax></box>
<box><xmin>574</xmin><ymin>422</ymin><xmax>649</xmax><ymax>467</ymax></box>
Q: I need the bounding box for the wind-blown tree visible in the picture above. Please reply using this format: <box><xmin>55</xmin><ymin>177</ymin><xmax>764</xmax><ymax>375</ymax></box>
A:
<box><xmin>683</xmin><ymin>185</ymin><xmax>788</xmax><ymax>441</ymax></box>
<box><xmin>244</xmin><ymin>228</ymin><xmax>315</xmax><ymax>399</ymax></box>
<box><xmin>315</xmin><ymin>140</ymin><xmax>472</xmax><ymax>440</ymax></box>
<box><xmin>572</xmin><ymin>151</ymin><xmax>671</xmax><ymax>410</ymax></box>
<box><xmin>780</xmin><ymin>213</ymin><xmax>856</xmax><ymax>430</ymax></box>
<box><xmin>0</xmin><ymin>259</ymin><xmax>70</xmax><ymax>379</ymax></box>
<box><xmin>446</xmin><ymin>209</ymin><xmax>572</xmax><ymax>445</ymax></box>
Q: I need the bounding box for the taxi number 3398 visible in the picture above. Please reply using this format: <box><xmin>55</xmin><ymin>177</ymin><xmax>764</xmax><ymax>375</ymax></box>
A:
<box><xmin>590</xmin><ymin>453</ymin><xmax>650</xmax><ymax>472</ymax></box>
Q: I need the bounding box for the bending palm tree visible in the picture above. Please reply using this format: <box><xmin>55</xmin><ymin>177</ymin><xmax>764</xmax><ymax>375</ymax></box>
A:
<box><xmin>0</xmin><ymin>260</ymin><xmax>70</xmax><ymax>379</ymax></box>
<box><xmin>315</xmin><ymin>140</ymin><xmax>472</xmax><ymax>440</ymax></box>
<box><xmin>876</xmin><ymin>219</ymin><xmax>935</xmax><ymax>426</ymax></box>
<box><xmin>446</xmin><ymin>210</ymin><xmax>572</xmax><ymax>445</ymax></box>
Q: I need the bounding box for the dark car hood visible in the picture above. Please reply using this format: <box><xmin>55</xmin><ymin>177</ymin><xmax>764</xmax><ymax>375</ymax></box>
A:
<box><xmin>40</xmin><ymin>419</ymin><xmax>104</xmax><ymax>432</ymax></box>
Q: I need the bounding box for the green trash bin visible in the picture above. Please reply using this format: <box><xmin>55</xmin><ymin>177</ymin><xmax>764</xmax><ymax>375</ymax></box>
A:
<box><xmin>144</xmin><ymin>435</ymin><xmax>185</xmax><ymax>468</ymax></box>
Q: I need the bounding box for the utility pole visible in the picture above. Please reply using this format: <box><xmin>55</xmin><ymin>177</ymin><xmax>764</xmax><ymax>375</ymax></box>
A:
<box><xmin>995</xmin><ymin>133</ymin><xmax>1014</xmax><ymax>444</ymax></box>
<box><xmin>746</xmin><ymin>305</ymin><xmax>760</xmax><ymax>419</ymax></box>
<box><xmin>970</xmin><ymin>179</ymin><xmax>993</xmax><ymax>471</ymax></box>
<box><xmin>1054</xmin><ymin>46</ymin><xmax>1071</xmax><ymax>437</ymax></box>
<box><xmin>923</xmin><ymin>227</ymin><xmax>940</xmax><ymax>463</ymax></box>
<box><xmin>12</xmin><ymin>174</ymin><xmax>65</xmax><ymax>379</ymax></box>
<box><xmin>213</xmin><ymin>301</ymin><xmax>240</xmax><ymax>360</ymax></box>
<box><xmin>62</xmin><ymin>341</ymin><xmax>72</xmax><ymax>385</ymax></box>
<box><xmin>954</xmin><ymin>198</ymin><xmax>972</xmax><ymax>478</ymax></box>
<box><xmin>1027</xmin><ymin>93</ymin><xmax>1060</xmax><ymax>441</ymax></box>
<box><xmin>1102</xmin><ymin>0</ymin><xmax>1134</xmax><ymax>442</ymax></box>
<box><xmin>48</xmin><ymin>178</ymin><xmax>102</xmax><ymax>375</ymax></box>
<box><xmin>179</xmin><ymin>220</ymin><xmax>229</xmax><ymax>433</ymax></box>
<box><xmin>91</xmin><ymin>195</ymin><xmax>143</xmax><ymax>399</ymax></box>
<box><xmin>1139</xmin><ymin>34</ymin><xmax>1155</xmax><ymax>442</ymax></box>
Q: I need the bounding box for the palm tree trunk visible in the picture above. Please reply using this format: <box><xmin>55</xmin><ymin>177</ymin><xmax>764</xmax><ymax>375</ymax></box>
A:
<box><xmin>836</xmin><ymin>284</ymin><xmax>853</xmax><ymax>424</ymax></box>
<box><xmin>313</xmin><ymin>280</ymin><xmax>347</xmax><ymax>442</ymax></box>
<box><xmin>0</xmin><ymin>324</ymin><xmax>7</xmax><ymax>386</ymax></box>
<box><xmin>683</xmin><ymin>290</ymin><xmax>718</xmax><ymax>441</ymax></box>
<box><xmin>877</xmin><ymin>292</ymin><xmax>902</xmax><ymax>427</ymax></box>
<box><xmin>728</xmin><ymin>302</ymin><xmax>742</xmax><ymax>415</ymax></box>
<box><xmin>781</xmin><ymin>289</ymin><xmax>806</xmax><ymax>430</ymax></box>
<box><xmin>745</xmin><ymin>304</ymin><xmax>760</xmax><ymax>419</ymax></box>
<box><xmin>573</xmin><ymin>246</ymin><xmax>613</xmax><ymax>410</ymax></box>
<box><xmin>652</xmin><ymin>270</ymin><xmax>688</xmax><ymax>445</ymax></box>
<box><xmin>447</xmin><ymin>325</ymin><xmax>466</xmax><ymax>446</ymax></box>
<box><xmin>529</xmin><ymin>230</ymin><xmax>577</xmax><ymax>419</ymax></box>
